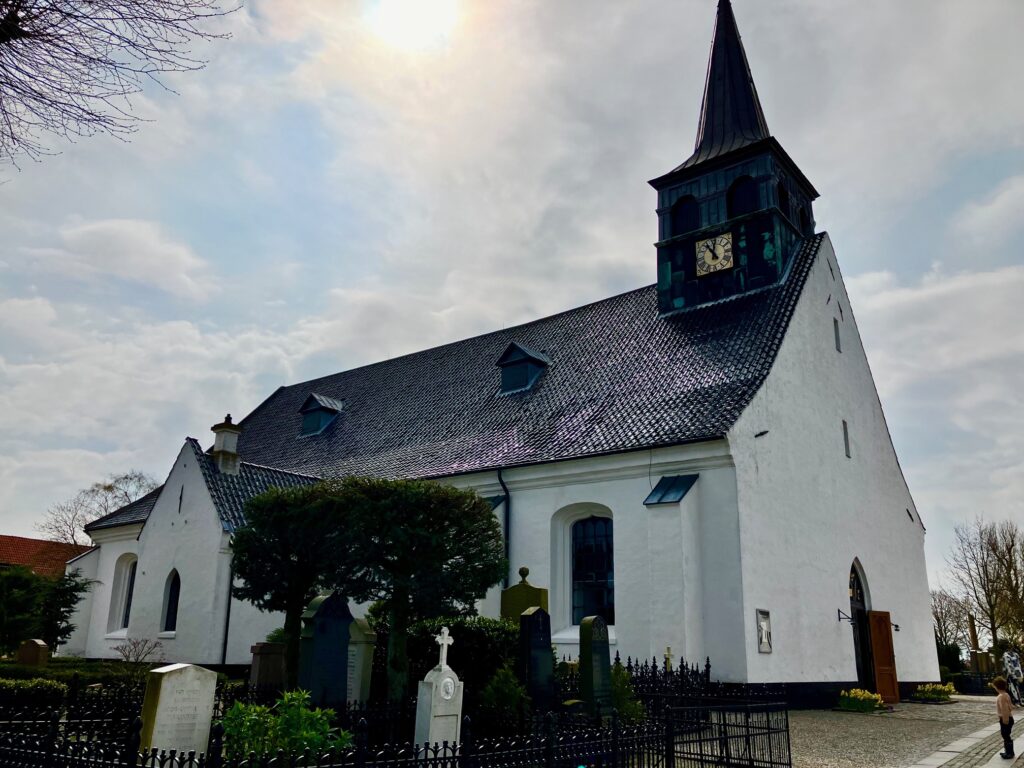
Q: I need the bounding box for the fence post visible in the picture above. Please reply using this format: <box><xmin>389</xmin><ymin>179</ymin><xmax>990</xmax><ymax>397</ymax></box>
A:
<box><xmin>69</xmin><ymin>673</ymin><xmax>80</xmax><ymax>708</ymax></box>
<box><xmin>124</xmin><ymin>716</ymin><xmax>142</xmax><ymax>768</ymax></box>
<box><xmin>461</xmin><ymin>716</ymin><xmax>474</xmax><ymax>768</ymax></box>
<box><xmin>611</xmin><ymin>711</ymin><xmax>620</xmax><ymax>768</ymax></box>
<box><xmin>207</xmin><ymin>722</ymin><xmax>224</xmax><ymax>768</ymax></box>
<box><xmin>664</xmin><ymin>708</ymin><xmax>675</xmax><ymax>768</ymax></box>
<box><xmin>544</xmin><ymin>712</ymin><xmax>556</xmax><ymax>768</ymax></box>
<box><xmin>355</xmin><ymin>718</ymin><xmax>368</xmax><ymax>768</ymax></box>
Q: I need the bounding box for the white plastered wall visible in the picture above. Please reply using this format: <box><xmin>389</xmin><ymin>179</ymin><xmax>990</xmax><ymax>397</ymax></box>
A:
<box><xmin>448</xmin><ymin>442</ymin><xmax>749</xmax><ymax>681</ymax></box>
<box><xmin>729</xmin><ymin>233</ymin><xmax>938</xmax><ymax>684</ymax></box>
<box><xmin>62</xmin><ymin>548</ymin><xmax>100</xmax><ymax>656</ymax></box>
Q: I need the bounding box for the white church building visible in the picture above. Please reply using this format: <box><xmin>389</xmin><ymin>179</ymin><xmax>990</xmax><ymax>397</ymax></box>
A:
<box><xmin>64</xmin><ymin>0</ymin><xmax>939</xmax><ymax>706</ymax></box>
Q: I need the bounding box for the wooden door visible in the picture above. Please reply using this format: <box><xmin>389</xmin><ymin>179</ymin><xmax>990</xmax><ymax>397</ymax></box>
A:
<box><xmin>868</xmin><ymin>611</ymin><xmax>899</xmax><ymax>703</ymax></box>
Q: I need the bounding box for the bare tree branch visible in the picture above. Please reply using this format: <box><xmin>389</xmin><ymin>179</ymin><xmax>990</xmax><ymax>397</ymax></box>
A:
<box><xmin>35</xmin><ymin>469</ymin><xmax>159</xmax><ymax>545</ymax></box>
<box><xmin>0</xmin><ymin>0</ymin><xmax>236</xmax><ymax>163</ymax></box>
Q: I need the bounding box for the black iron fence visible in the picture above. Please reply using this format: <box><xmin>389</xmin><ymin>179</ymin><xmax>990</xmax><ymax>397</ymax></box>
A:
<box><xmin>0</xmin><ymin>705</ymin><xmax>790</xmax><ymax>768</ymax></box>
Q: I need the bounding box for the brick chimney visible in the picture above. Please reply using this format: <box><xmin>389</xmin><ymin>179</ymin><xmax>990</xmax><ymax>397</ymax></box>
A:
<box><xmin>211</xmin><ymin>414</ymin><xmax>242</xmax><ymax>475</ymax></box>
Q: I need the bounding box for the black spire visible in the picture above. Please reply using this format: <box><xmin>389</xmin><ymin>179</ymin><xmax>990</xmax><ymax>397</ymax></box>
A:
<box><xmin>677</xmin><ymin>0</ymin><xmax>769</xmax><ymax>170</ymax></box>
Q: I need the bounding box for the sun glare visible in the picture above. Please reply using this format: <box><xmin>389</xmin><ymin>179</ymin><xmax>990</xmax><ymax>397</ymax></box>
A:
<box><xmin>365</xmin><ymin>0</ymin><xmax>459</xmax><ymax>51</ymax></box>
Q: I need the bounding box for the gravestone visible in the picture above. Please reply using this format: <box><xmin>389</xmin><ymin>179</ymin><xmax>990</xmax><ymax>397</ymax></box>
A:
<box><xmin>249</xmin><ymin>642</ymin><xmax>286</xmax><ymax>692</ymax></box>
<box><xmin>139</xmin><ymin>663</ymin><xmax>217</xmax><ymax>754</ymax></box>
<box><xmin>16</xmin><ymin>639</ymin><xmax>49</xmax><ymax>667</ymax></box>
<box><xmin>298</xmin><ymin>591</ymin><xmax>353</xmax><ymax>706</ymax></box>
<box><xmin>579</xmin><ymin>615</ymin><xmax>612</xmax><ymax>716</ymax></box>
<box><xmin>414</xmin><ymin>627</ymin><xmax>464</xmax><ymax>745</ymax></box>
<box><xmin>500</xmin><ymin>566</ymin><xmax>549</xmax><ymax>620</ymax></box>
<box><xmin>518</xmin><ymin>607</ymin><xmax>555</xmax><ymax>711</ymax></box>
<box><xmin>347</xmin><ymin>618</ymin><xmax>376</xmax><ymax>703</ymax></box>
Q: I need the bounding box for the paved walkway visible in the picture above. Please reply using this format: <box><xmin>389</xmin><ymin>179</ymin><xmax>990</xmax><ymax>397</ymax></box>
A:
<box><xmin>790</xmin><ymin>696</ymin><xmax>1014</xmax><ymax>768</ymax></box>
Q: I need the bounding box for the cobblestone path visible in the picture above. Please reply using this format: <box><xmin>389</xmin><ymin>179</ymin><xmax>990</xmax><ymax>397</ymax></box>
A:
<box><xmin>789</xmin><ymin>697</ymin><xmax>1000</xmax><ymax>768</ymax></box>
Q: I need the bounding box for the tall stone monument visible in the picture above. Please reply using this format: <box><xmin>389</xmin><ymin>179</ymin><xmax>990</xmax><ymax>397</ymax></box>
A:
<box><xmin>298</xmin><ymin>591</ymin><xmax>354</xmax><ymax>706</ymax></box>
<box><xmin>579</xmin><ymin>616</ymin><xmax>612</xmax><ymax>716</ymax></box>
<box><xmin>500</xmin><ymin>566</ymin><xmax>549</xmax><ymax>620</ymax></box>
<box><xmin>518</xmin><ymin>607</ymin><xmax>555</xmax><ymax>711</ymax></box>
<box><xmin>140</xmin><ymin>663</ymin><xmax>217</xmax><ymax>754</ymax></box>
<box><xmin>414</xmin><ymin>627</ymin><xmax>464</xmax><ymax>745</ymax></box>
<box><xmin>346</xmin><ymin>618</ymin><xmax>376</xmax><ymax>703</ymax></box>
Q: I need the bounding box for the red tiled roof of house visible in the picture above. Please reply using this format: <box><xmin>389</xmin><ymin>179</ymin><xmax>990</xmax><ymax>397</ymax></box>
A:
<box><xmin>0</xmin><ymin>535</ymin><xmax>91</xmax><ymax>579</ymax></box>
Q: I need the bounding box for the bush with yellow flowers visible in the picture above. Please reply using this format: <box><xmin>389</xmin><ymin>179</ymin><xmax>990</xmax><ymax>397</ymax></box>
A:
<box><xmin>838</xmin><ymin>688</ymin><xmax>885</xmax><ymax>712</ymax></box>
<box><xmin>913</xmin><ymin>682</ymin><xmax>955</xmax><ymax>702</ymax></box>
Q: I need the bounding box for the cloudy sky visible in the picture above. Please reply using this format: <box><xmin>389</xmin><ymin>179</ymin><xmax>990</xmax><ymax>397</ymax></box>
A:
<box><xmin>1</xmin><ymin>0</ymin><xmax>1022</xmax><ymax>588</ymax></box>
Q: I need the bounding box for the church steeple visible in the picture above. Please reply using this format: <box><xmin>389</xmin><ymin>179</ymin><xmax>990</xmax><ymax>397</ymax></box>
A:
<box><xmin>649</xmin><ymin>0</ymin><xmax>818</xmax><ymax>315</ymax></box>
<box><xmin>684</xmin><ymin>0</ymin><xmax>770</xmax><ymax>170</ymax></box>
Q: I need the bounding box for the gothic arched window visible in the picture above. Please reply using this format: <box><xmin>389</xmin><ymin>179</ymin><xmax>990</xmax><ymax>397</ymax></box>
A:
<box><xmin>107</xmin><ymin>554</ymin><xmax>138</xmax><ymax>632</ymax></box>
<box><xmin>571</xmin><ymin>516</ymin><xmax>614</xmax><ymax>625</ymax></box>
<box><xmin>163</xmin><ymin>570</ymin><xmax>181</xmax><ymax>633</ymax></box>
<box><xmin>727</xmin><ymin>176</ymin><xmax>759</xmax><ymax>218</ymax></box>
<box><xmin>670</xmin><ymin>195</ymin><xmax>700</xmax><ymax>237</ymax></box>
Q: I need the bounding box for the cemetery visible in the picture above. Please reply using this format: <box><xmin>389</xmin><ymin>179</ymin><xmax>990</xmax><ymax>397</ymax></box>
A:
<box><xmin>0</xmin><ymin>579</ymin><xmax>792</xmax><ymax>768</ymax></box>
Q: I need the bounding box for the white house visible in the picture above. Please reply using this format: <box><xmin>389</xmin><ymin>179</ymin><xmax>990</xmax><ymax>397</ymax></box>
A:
<box><xmin>64</xmin><ymin>0</ymin><xmax>939</xmax><ymax>706</ymax></box>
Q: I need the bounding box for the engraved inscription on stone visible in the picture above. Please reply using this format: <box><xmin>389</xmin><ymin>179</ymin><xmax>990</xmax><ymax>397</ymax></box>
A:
<box><xmin>140</xmin><ymin>663</ymin><xmax>217</xmax><ymax>754</ymax></box>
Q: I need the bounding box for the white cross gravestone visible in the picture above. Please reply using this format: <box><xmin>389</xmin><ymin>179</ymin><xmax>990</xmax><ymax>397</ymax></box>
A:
<box><xmin>414</xmin><ymin>627</ymin><xmax>464</xmax><ymax>745</ymax></box>
<box><xmin>139</xmin><ymin>663</ymin><xmax>218</xmax><ymax>754</ymax></box>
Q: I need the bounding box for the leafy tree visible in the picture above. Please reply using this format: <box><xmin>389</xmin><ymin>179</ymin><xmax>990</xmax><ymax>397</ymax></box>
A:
<box><xmin>231</xmin><ymin>483</ymin><xmax>364</xmax><ymax>688</ymax></box>
<box><xmin>232</xmin><ymin>478</ymin><xmax>506</xmax><ymax>700</ymax></box>
<box><xmin>326</xmin><ymin>478</ymin><xmax>506</xmax><ymax>701</ymax></box>
<box><xmin>36</xmin><ymin>469</ymin><xmax>159</xmax><ymax>545</ymax></box>
<box><xmin>0</xmin><ymin>0</ymin><xmax>235</xmax><ymax>163</ymax></box>
<box><xmin>37</xmin><ymin>569</ymin><xmax>95</xmax><ymax>648</ymax></box>
<box><xmin>0</xmin><ymin>567</ymin><xmax>40</xmax><ymax>653</ymax></box>
<box><xmin>0</xmin><ymin>566</ymin><xmax>93</xmax><ymax>652</ymax></box>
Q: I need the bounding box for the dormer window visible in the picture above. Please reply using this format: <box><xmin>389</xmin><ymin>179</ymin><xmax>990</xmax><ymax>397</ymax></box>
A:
<box><xmin>299</xmin><ymin>393</ymin><xmax>344</xmax><ymax>436</ymax></box>
<box><xmin>496</xmin><ymin>342</ymin><xmax>551</xmax><ymax>394</ymax></box>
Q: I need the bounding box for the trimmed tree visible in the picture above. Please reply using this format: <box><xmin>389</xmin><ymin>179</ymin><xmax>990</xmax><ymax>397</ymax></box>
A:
<box><xmin>232</xmin><ymin>478</ymin><xmax>506</xmax><ymax>700</ymax></box>
<box><xmin>328</xmin><ymin>477</ymin><xmax>506</xmax><ymax>701</ymax></box>
<box><xmin>231</xmin><ymin>482</ymin><xmax>366</xmax><ymax>687</ymax></box>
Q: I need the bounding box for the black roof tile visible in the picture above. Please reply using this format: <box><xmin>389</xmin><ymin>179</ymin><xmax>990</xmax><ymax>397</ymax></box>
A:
<box><xmin>84</xmin><ymin>486</ymin><xmax>163</xmax><ymax>532</ymax></box>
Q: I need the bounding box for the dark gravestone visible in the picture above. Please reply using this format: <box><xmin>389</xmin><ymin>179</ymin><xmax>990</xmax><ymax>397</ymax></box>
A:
<box><xmin>518</xmin><ymin>607</ymin><xmax>555</xmax><ymax>711</ymax></box>
<box><xmin>298</xmin><ymin>592</ymin><xmax>354</xmax><ymax>706</ymax></box>
<box><xmin>501</xmin><ymin>566</ymin><xmax>549</xmax><ymax>620</ymax></box>
<box><xmin>249</xmin><ymin>642</ymin><xmax>286</xmax><ymax>692</ymax></box>
<box><xmin>16</xmin><ymin>639</ymin><xmax>49</xmax><ymax>667</ymax></box>
<box><xmin>579</xmin><ymin>615</ymin><xmax>612</xmax><ymax>716</ymax></box>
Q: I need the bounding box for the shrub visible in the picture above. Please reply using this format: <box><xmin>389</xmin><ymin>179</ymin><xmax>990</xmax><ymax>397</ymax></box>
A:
<box><xmin>838</xmin><ymin>688</ymin><xmax>884</xmax><ymax>712</ymax></box>
<box><xmin>0</xmin><ymin>677</ymin><xmax>68</xmax><ymax>704</ymax></box>
<box><xmin>611</xmin><ymin>664</ymin><xmax>644</xmax><ymax>723</ymax></box>
<box><xmin>0</xmin><ymin>660</ymin><xmax>128</xmax><ymax>686</ymax></box>
<box><xmin>478</xmin><ymin>666</ymin><xmax>529</xmax><ymax>729</ymax></box>
<box><xmin>913</xmin><ymin>682</ymin><xmax>955</xmax><ymax>702</ymax></box>
<box><xmin>373</xmin><ymin>615</ymin><xmax>517</xmax><ymax>699</ymax></box>
<box><xmin>221</xmin><ymin>690</ymin><xmax>350</xmax><ymax>759</ymax></box>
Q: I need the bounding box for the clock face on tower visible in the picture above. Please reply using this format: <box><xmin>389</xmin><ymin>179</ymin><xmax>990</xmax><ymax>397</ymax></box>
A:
<box><xmin>695</xmin><ymin>232</ymin><xmax>734</xmax><ymax>277</ymax></box>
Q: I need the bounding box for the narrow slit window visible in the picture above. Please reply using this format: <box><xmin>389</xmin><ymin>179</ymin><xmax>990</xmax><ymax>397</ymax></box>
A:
<box><xmin>121</xmin><ymin>560</ymin><xmax>137</xmax><ymax>629</ymax></box>
<box><xmin>163</xmin><ymin>570</ymin><xmax>181</xmax><ymax>632</ymax></box>
<box><xmin>834</xmin><ymin>318</ymin><xmax>842</xmax><ymax>352</ymax></box>
<box><xmin>843</xmin><ymin>420</ymin><xmax>851</xmax><ymax>458</ymax></box>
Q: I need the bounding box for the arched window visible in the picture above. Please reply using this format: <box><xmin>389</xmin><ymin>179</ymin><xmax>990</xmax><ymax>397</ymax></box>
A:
<box><xmin>776</xmin><ymin>182</ymin><xmax>790</xmax><ymax>219</ymax></box>
<box><xmin>162</xmin><ymin>570</ymin><xmax>181</xmax><ymax>633</ymax></box>
<box><xmin>571</xmin><ymin>516</ymin><xmax>614</xmax><ymax>625</ymax></box>
<box><xmin>727</xmin><ymin>176</ymin><xmax>759</xmax><ymax>218</ymax></box>
<box><xmin>669</xmin><ymin>196</ymin><xmax>700</xmax><ymax>237</ymax></box>
<box><xmin>107</xmin><ymin>554</ymin><xmax>138</xmax><ymax>632</ymax></box>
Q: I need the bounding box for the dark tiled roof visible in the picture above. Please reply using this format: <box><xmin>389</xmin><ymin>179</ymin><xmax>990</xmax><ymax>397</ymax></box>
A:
<box><xmin>0</xmin><ymin>535</ymin><xmax>92</xmax><ymax>578</ymax></box>
<box><xmin>302</xmin><ymin>393</ymin><xmax>345</xmax><ymax>413</ymax></box>
<box><xmin>84</xmin><ymin>487</ymin><xmax>163</xmax><ymax>533</ymax></box>
<box><xmin>231</xmin><ymin>235</ymin><xmax>826</xmax><ymax>481</ymax></box>
<box><xmin>675</xmin><ymin>0</ymin><xmax>770</xmax><ymax>172</ymax></box>
<box><xmin>186</xmin><ymin>439</ymin><xmax>320</xmax><ymax>531</ymax></box>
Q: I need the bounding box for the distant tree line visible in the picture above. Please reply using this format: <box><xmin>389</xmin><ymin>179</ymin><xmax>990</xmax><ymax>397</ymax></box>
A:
<box><xmin>934</xmin><ymin>518</ymin><xmax>1024</xmax><ymax>666</ymax></box>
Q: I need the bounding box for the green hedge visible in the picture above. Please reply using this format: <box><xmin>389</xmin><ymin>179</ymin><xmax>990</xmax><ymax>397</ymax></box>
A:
<box><xmin>0</xmin><ymin>678</ymin><xmax>68</xmax><ymax>703</ymax></box>
<box><xmin>0</xmin><ymin>660</ymin><xmax>135</xmax><ymax>686</ymax></box>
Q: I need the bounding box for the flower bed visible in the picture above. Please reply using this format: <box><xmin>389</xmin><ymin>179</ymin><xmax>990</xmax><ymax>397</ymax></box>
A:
<box><xmin>911</xmin><ymin>682</ymin><xmax>955</xmax><ymax>703</ymax></box>
<box><xmin>837</xmin><ymin>688</ymin><xmax>885</xmax><ymax>712</ymax></box>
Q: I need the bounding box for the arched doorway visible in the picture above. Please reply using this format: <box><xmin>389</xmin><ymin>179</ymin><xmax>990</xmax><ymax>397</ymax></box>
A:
<box><xmin>849</xmin><ymin>562</ymin><xmax>874</xmax><ymax>690</ymax></box>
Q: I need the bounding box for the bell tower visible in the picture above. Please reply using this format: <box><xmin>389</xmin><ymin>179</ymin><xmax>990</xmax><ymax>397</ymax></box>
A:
<box><xmin>649</xmin><ymin>0</ymin><xmax>819</xmax><ymax>314</ymax></box>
